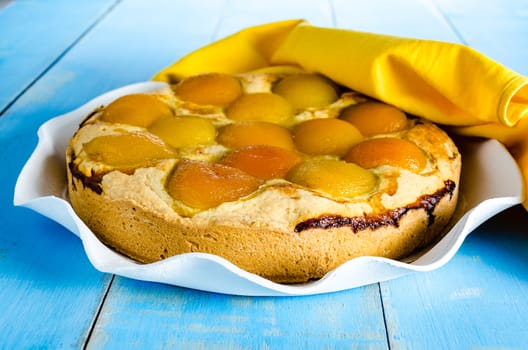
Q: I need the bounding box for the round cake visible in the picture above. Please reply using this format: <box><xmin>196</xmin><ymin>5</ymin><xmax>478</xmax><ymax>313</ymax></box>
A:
<box><xmin>66</xmin><ymin>72</ymin><xmax>461</xmax><ymax>283</ymax></box>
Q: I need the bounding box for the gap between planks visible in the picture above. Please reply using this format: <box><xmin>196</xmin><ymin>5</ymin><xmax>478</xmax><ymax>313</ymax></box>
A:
<box><xmin>83</xmin><ymin>275</ymin><xmax>116</xmax><ymax>349</ymax></box>
<box><xmin>0</xmin><ymin>0</ymin><xmax>123</xmax><ymax>118</ymax></box>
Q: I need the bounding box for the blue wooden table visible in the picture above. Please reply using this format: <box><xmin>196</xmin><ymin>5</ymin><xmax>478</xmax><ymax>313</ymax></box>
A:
<box><xmin>2</xmin><ymin>0</ymin><xmax>528</xmax><ymax>348</ymax></box>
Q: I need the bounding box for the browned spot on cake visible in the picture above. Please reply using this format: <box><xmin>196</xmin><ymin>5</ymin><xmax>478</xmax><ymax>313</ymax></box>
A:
<box><xmin>68</xmin><ymin>152</ymin><xmax>104</xmax><ymax>195</ymax></box>
<box><xmin>79</xmin><ymin>107</ymin><xmax>103</xmax><ymax>128</ymax></box>
<box><xmin>294</xmin><ymin>180</ymin><xmax>456</xmax><ymax>233</ymax></box>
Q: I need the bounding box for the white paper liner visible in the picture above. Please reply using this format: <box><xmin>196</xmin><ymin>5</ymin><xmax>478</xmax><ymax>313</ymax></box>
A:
<box><xmin>14</xmin><ymin>82</ymin><xmax>524</xmax><ymax>296</ymax></box>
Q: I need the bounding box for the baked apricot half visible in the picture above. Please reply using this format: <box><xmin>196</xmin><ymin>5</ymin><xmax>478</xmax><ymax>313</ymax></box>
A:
<box><xmin>293</xmin><ymin>118</ymin><xmax>363</xmax><ymax>156</ymax></box>
<box><xmin>100</xmin><ymin>94</ymin><xmax>173</xmax><ymax>128</ymax></box>
<box><xmin>167</xmin><ymin>159</ymin><xmax>262</xmax><ymax>209</ymax></box>
<box><xmin>220</xmin><ymin>145</ymin><xmax>302</xmax><ymax>180</ymax></box>
<box><xmin>340</xmin><ymin>101</ymin><xmax>408</xmax><ymax>136</ymax></box>
<box><xmin>287</xmin><ymin>158</ymin><xmax>377</xmax><ymax>198</ymax></box>
<box><xmin>273</xmin><ymin>74</ymin><xmax>338</xmax><ymax>110</ymax></box>
<box><xmin>173</xmin><ymin>73</ymin><xmax>242</xmax><ymax>107</ymax></box>
<box><xmin>344</xmin><ymin>137</ymin><xmax>427</xmax><ymax>172</ymax></box>
<box><xmin>217</xmin><ymin>122</ymin><xmax>295</xmax><ymax>150</ymax></box>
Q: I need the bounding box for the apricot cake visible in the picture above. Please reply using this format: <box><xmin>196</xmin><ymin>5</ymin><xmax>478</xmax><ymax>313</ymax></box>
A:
<box><xmin>66</xmin><ymin>72</ymin><xmax>461</xmax><ymax>283</ymax></box>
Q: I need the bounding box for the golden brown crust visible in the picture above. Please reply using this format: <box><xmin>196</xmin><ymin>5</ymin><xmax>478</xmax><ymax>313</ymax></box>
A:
<box><xmin>67</xmin><ymin>167</ymin><xmax>458</xmax><ymax>283</ymax></box>
<box><xmin>66</xmin><ymin>73</ymin><xmax>461</xmax><ymax>284</ymax></box>
<box><xmin>67</xmin><ymin>129</ymin><xmax>460</xmax><ymax>284</ymax></box>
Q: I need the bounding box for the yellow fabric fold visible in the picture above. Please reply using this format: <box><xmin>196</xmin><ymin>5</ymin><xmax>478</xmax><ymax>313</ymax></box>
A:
<box><xmin>153</xmin><ymin>20</ymin><xmax>528</xmax><ymax>208</ymax></box>
<box><xmin>152</xmin><ymin>20</ymin><xmax>305</xmax><ymax>83</ymax></box>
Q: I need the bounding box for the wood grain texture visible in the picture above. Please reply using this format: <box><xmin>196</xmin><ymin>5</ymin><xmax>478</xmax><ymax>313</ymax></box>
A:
<box><xmin>87</xmin><ymin>279</ymin><xmax>389</xmax><ymax>349</ymax></box>
<box><xmin>381</xmin><ymin>205</ymin><xmax>528</xmax><ymax>349</ymax></box>
<box><xmin>0</xmin><ymin>2</ymin><xmax>123</xmax><ymax>348</ymax></box>
<box><xmin>0</xmin><ymin>1</ymin><xmax>122</xmax><ymax>348</ymax></box>
<box><xmin>0</xmin><ymin>0</ymin><xmax>117</xmax><ymax>115</ymax></box>
<box><xmin>1</xmin><ymin>0</ymin><xmax>528</xmax><ymax>348</ymax></box>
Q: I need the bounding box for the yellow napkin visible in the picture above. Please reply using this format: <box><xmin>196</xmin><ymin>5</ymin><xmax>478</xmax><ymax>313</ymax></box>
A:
<box><xmin>153</xmin><ymin>20</ymin><xmax>528</xmax><ymax>208</ymax></box>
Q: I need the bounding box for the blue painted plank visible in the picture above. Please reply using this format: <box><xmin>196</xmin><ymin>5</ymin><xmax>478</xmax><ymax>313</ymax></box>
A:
<box><xmin>332</xmin><ymin>0</ymin><xmax>461</xmax><ymax>42</ymax></box>
<box><xmin>0</xmin><ymin>1</ymin><xmax>125</xmax><ymax>348</ymax></box>
<box><xmin>0</xmin><ymin>0</ymin><xmax>226</xmax><ymax>142</ymax></box>
<box><xmin>213</xmin><ymin>0</ymin><xmax>334</xmax><ymax>39</ymax></box>
<box><xmin>68</xmin><ymin>0</ymin><xmax>227</xmax><ymax>88</ymax></box>
<box><xmin>87</xmin><ymin>279</ymin><xmax>388</xmax><ymax>349</ymax></box>
<box><xmin>439</xmin><ymin>16</ymin><xmax>528</xmax><ymax>75</ymax></box>
<box><xmin>431</xmin><ymin>0</ymin><xmax>528</xmax><ymax>16</ymax></box>
<box><xmin>0</xmin><ymin>0</ymin><xmax>117</xmax><ymax>114</ymax></box>
<box><xmin>432</xmin><ymin>0</ymin><xmax>528</xmax><ymax>74</ymax></box>
<box><xmin>0</xmin><ymin>209</ymin><xmax>113</xmax><ymax>349</ymax></box>
<box><xmin>380</xmin><ymin>205</ymin><xmax>528</xmax><ymax>349</ymax></box>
